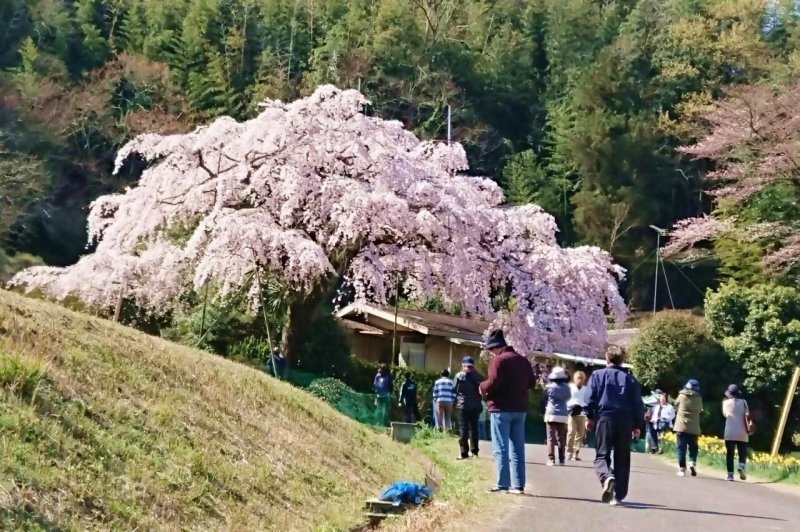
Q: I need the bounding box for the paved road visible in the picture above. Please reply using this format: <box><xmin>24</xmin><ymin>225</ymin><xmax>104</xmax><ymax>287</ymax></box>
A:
<box><xmin>478</xmin><ymin>443</ymin><xmax>800</xmax><ymax>531</ymax></box>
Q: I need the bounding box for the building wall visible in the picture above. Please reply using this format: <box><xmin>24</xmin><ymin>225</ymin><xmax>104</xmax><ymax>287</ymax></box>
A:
<box><xmin>346</xmin><ymin>332</ymin><xmax>392</xmax><ymax>364</ymax></box>
<box><xmin>423</xmin><ymin>337</ymin><xmax>481</xmax><ymax>373</ymax></box>
<box><xmin>347</xmin><ymin>329</ymin><xmax>482</xmax><ymax>373</ymax></box>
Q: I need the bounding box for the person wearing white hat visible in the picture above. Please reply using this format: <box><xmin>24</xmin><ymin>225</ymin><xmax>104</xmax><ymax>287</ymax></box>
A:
<box><xmin>544</xmin><ymin>366</ymin><xmax>571</xmax><ymax>466</ymax></box>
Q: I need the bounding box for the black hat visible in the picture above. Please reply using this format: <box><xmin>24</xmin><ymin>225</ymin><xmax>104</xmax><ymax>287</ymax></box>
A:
<box><xmin>485</xmin><ymin>329</ymin><xmax>508</xmax><ymax>350</ymax></box>
<box><xmin>725</xmin><ymin>384</ymin><xmax>741</xmax><ymax>398</ymax></box>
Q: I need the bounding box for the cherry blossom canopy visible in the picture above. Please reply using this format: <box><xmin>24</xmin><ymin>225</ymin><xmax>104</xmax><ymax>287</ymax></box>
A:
<box><xmin>12</xmin><ymin>85</ymin><xmax>626</xmax><ymax>356</ymax></box>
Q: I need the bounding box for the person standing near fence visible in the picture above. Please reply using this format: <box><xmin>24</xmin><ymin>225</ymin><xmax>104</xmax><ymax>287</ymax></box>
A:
<box><xmin>373</xmin><ymin>364</ymin><xmax>393</xmax><ymax>426</ymax></box>
<box><xmin>399</xmin><ymin>373</ymin><xmax>421</xmax><ymax>423</ymax></box>
<box><xmin>454</xmin><ymin>356</ymin><xmax>485</xmax><ymax>459</ymax></box>
<box><xmin>722</xmin><ymin>384</ymin><xmax>751</xmax><ymax>481</ymax></box>
<box><xmin>479</xmin><ymin>329</ymin><xmax>536</xmax><ymax>495</ymax></box>
<box><xmin>586</xmin><ymin>346</ymin><xmax>644</xmax><ymax>506</ymax></box>
<box><xmin>674</xmin><ymin>379</ymin><xmax>703</xmax><ymax>477</ymax></box>
<box><xmin>567</xmin><ymin>370</ymin><xmax>589</xmax><ymax>461</ymax></box>
<box><xmin>269</xmin><ymin>348</ymin><xmax>286</xmax><ymax>379</ymax></box>
<box><xmin>433</xmin><ymin>369</ymin><xmax>456</xmax><ymax>432</ymax></box>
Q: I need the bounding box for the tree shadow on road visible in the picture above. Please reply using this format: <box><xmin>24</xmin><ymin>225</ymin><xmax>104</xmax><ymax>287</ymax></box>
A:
<box><xmin>532</xmin><ymin>495</ymin><xmax>785</xmax><ymax>522</ymax></box>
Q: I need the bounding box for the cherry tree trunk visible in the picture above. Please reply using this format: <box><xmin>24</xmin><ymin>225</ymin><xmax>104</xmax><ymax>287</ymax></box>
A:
<box><xmin>279</xmin><ymin>281</ymin><xmax>334</xmax><ymax>375</ymax></box>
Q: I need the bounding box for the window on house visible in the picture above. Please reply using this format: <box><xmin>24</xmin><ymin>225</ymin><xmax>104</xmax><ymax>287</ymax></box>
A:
<box><xmin>400</xmin><ymin>342</ymin><xmax>426</xmax><ymax>369</ymax></box>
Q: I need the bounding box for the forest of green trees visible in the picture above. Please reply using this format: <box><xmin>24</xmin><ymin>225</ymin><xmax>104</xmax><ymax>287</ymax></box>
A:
<box><xmin>1</xmin><ymin>0</ymin><xmax>799</xmax><ymax>308</ymax></box>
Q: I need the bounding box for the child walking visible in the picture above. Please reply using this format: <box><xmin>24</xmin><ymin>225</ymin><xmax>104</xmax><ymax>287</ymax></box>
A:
<box><xmin>544</xmin><ymin>367</ymin><xmax>571</xmax><ymax>466</ymax></box>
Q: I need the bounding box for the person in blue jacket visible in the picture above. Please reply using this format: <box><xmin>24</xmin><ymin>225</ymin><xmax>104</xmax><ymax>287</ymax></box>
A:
<box><xmin>374</xmin><ymin>364</ymin><xmax>393</xmax><ymax>426</ymax></box>
<box><xmin>586</xmin><ymin>346</ymin><xmax>644</xmax><ymax>506</ymax></box>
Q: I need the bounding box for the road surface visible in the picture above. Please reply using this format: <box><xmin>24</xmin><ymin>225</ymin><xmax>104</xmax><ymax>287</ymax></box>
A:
<box><xmin>478</xmin><ymin>443</ymin><xmax>800</xmax><ymax>531</ymax></box>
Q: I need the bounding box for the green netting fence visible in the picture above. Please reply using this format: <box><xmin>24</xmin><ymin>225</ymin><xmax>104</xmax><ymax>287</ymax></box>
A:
<box><xmin>287</xmin><ymin>370</ymin><xmax>390</xmax><ymax>426</ymax></box>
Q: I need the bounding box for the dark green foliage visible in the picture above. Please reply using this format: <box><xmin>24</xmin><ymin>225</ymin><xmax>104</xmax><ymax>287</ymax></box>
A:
<box><xmin>705</xmin><ymin>283</ymin><xmax>800</xmax><ymax>395</ymax></box>
<box><xmin>293</xmin><ymin>304</ymin><xmax>352</xmax><ymax>376</ymax></box>
<box><xmin>631</xmin><ymin>311</ymin><xmax>741</xmax><ymax>399</ymax></box>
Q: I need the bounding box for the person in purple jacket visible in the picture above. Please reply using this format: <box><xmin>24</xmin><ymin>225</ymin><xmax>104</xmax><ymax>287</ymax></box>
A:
<box><xmin>586</xmin><ymin>346</ymin><xmax>644</xmax><ymax>506</ymax></box>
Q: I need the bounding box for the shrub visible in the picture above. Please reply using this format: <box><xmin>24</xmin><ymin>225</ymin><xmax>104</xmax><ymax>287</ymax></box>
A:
<box><xmin>705</xmin><ymin>282</ymin><xmax>800</xmax><ymax>394</ymax></box>
<box><xmin>631</xmin><ymin>311</ymin><xmax>741</xmax><ymax>397</ymax></box>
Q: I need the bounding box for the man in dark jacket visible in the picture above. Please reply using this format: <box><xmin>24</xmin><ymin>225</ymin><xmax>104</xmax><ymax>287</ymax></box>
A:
<box><xmin>479</xmin><ymin>330</ymin><xmax>536</xmax><ymax>495</ymax></box>
<box><xmin>454</xmin><ymin>356</ymin><xmax>485</xmax><ymax>459</ymax></box>
<box><xmin>399</xmin><ymin>373</ymin><xmax>421</xmax><ymax>423</ymax></box>
<box><xmin>586</xmin><ymin>346</ymin><xmax>644</xmax><ymax>506</ymax></box>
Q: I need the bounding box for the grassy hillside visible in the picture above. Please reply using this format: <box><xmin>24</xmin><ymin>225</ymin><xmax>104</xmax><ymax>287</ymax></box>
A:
<box><xmin>0</xmin><ymin>290</ymin><xmax>429</xmax><ymax>531</ymax></box>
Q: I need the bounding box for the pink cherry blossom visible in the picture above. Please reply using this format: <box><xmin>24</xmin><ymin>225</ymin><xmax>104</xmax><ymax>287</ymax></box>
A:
<box><xmin>11</xmin><ymin>86</ymin><xmax>626</xmax><ymax>358</ymax></box>
<box><xmin>670</xmin><ymin>82</ymin><xmax>799</xmax><ymax>273</ymax></box>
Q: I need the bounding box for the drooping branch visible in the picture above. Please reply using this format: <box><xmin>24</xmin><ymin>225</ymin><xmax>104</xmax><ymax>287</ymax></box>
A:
<box><xmin>11</xmin><ymin>85</ymin><xmax>626</xmax><ymax>358</ymax></box>
<box><xmin>669</xmin><ymin>81</ymin><xmax>800</xmax><ymax>273</ymax></box>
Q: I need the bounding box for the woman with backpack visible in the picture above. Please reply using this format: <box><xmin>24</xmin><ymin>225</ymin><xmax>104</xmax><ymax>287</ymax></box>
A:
<box><xmin>722</xmin><ymin>384</ymin><xmax>753</xmax><ymax>481</ymax></box>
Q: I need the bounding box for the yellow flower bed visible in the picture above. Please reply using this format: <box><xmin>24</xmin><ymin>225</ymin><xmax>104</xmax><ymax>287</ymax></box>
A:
<box><xmin>660</xmin><ymin>432</ymin><xmax>800</xmax><ymax>471</ymax></box>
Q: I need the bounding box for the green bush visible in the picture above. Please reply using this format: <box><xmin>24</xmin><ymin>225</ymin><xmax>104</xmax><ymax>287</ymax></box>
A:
<box><xmin>631</xmin><ymin>311</ymin><xmax>743</xmax><ymax>439</ymax></box>
<box><xmin>705</xmin><ymin>282</ymin><xmax>800</xmax><ymax>394</ymax></box>
<box><xmin>631</xmin><ymin>311</ymin><xmax>741</xmax><ymax>396</ymax></box>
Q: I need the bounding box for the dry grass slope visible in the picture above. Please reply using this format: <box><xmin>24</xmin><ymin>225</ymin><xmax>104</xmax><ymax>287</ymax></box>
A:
<box><xmin>0</xmin><ymin>290</ymin><xmax>428</xmax><ymax>531</ymax></box>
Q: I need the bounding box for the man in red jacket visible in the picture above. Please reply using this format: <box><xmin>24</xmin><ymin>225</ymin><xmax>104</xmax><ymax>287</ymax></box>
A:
<box><xmin>479</xmin><ymin>329</ymin><xmax>536</xmax><ymax>494</ymax></box>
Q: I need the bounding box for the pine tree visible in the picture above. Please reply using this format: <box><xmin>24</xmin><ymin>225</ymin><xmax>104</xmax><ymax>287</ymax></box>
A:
<box><xmin>75</xmin><ymin>0</ymin><xmax>110</xmax><ymax>69</ymax></box>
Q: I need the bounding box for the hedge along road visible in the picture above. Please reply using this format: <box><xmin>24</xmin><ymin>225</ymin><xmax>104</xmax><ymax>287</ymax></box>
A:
<box><xmin>477</xmin><ymin>443</ymin><xmax>800</xmax><ymax>531</ymax></box>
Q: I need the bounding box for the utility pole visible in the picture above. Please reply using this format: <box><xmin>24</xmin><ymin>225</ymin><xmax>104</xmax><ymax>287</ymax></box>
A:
<box><xmin>772</xmin><ymin>366</ymin><xmax>800</xmax><ymax>457</ymax></box>
<box><xmin>650</xmin><ymin>225</ymin><xmax>667</xmax><ymax>314</ymax></box>
<box><xmin>391</xmin><ymin>279</ymin><xmax>400</xmax><ymax>366</ymax></box>
<box><xmin>446</xmin><ymin>105</ymin><xmax>452</xmax><ymax>145</ymax></box>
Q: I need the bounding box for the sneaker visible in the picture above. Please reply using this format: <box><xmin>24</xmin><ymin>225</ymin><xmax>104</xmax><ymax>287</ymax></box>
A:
<box><xmin>471</xmin><ymin>452</ymin><xmax>479</xmax><ymax>458</ymax></box>
<box><xmin>726</xmin><ymin>473</ymin><xmax>734</xmax><ymax>481</ymax></box>
<box><xmin>677</xmin><ymin>469</ymin><xmax>686</xmax><ymax>477</ymax></box>
<box><xmin>558</xmin><ymin>460</ymin><xmax>566</xmax><ymax>466</ymax></box>
<box><xmin>546</xmin><ymin>459</ymin><xmax>555</xmax><ymax>466</ymax></box>
<box><xmin>509</xmin><ymin>488</ymin><xmax>525</xmax><ymax>495</ymax></box>
<box><xmin>488</xmin><ymin>486</ymin><xmax>508</xmax><ymax>493</ymax></box>
<box><xmin>601</xmin><ymin>476</ymin><xmax>616</xmax><ymax>503</ymax></box>
<box><xmin>574</xmin><ymin>454</ymin><xmax>582</xmax><ymax>461</ymax></box>
<box><xmin>689</xmin><ymin>463</ymin><xmax>697</xmax><ymax>477</ymax></box>
<box><xmin>738</xmin><ymin>466</ymin><xmax>747</xmax><ymax>481</ymax></box>
<box><xmin>456</xmin><ymin>455</ymin><xmax>469</xmax><ymax>461</ymax></box>
<box><xmin>610</xmin><ymin>498</ymin><xmax>623</xmax><ymax>506</ymax></box>
<box><xmin>567</xmin><ymin>453</ymin><xmax>574</xmax><ymax>461</ymax></box>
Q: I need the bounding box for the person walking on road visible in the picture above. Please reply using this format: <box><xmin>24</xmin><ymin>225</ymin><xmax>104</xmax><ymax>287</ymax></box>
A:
<box><xmin>433</xmin><ymin>369</ymin><xmax>456</xmax><ymax>432</ymax></box>
<box><xmin>674</xmin><ymin>379</ymin><xmax>703</xmax><ymax>477</ymax></box>
<box><xmin>454</xmin><ymin>356</ymin><xmax>485</xmax><ymax>459</ymax></box>
<box><xmin>373</xmin><ymin>364</ymin><xmax>393</xmax><ymax>426</ymax></box>
<box><xmin>586</xmin><ymin>346</ymin><xmax>644</xmax><ymax>506</ymax></box>
<box><xmin>646</xmin><ymin>391</ymin><xmax>675</xmax><ymax>455</ymax></box>
<box><xmin>722</xmin><ymin>384</ymin><xmax>752</xmax><ymax>481</ymax></box>
<box><xmin>544</xmin><ymin>366</ymin><xmax>571</xmax><ymax>466</ymax></box>
<box><xmin>399</xmin><ymin>373</ymin><xmax>421</xmax><ymax>423</ymax></box>
<box><xmin>479</xmin><ymin>329</ymin><xmax>536</xmax><ymax>495</ymax></box>
<box><xmin>567</xmin><ymin>370</ymin><xmax>589</xmax><ymax>461</ymax></box>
